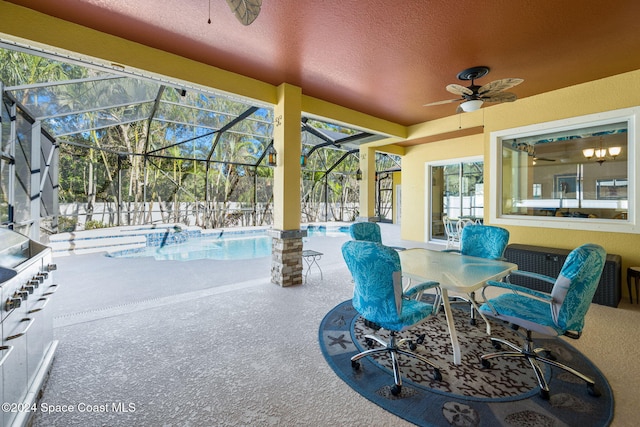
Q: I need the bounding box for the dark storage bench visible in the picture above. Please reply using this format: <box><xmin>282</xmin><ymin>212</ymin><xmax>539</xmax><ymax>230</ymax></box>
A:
<box><xmin>503</xmin><ymin>244</ymin><xmax>622</xmax><ymax>307</ymax></box>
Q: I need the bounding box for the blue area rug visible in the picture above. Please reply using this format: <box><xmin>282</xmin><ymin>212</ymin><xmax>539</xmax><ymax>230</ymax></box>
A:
<box><xmin>319</xmin><ymin>300</ymin><xmax>613</xmax><ymax>427</ymax></box>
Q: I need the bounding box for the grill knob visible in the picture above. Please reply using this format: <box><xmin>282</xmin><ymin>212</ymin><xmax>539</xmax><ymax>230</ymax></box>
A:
<box><xmin>46</xmin><ymin>264</ymin><xmax>57</xmax><ymax>272</ymax></box>
<box><xmin>33</xmin><ymin>275</ymin><xmax>44</xmax><ymax>284</ymax></box>
<box><xmin>28</xmin><ymin>279</ymin><xmax>40</xmax><ymax>289</ymax></box>
<box><xmin>5</xmin><ymin>298</ymin><xmax>21</xmax><ymax>311</ymax></box>
<box><xmin>22</xmin><ymin>285</ymin><xmax>36</xmax><ymax>294</ymax></box>
<box><xmin>16</xmin><ymin>291</ymin><xmax>28</xmax><ymax>301</ymax></box>
<box><xmin>37</xmin><ymin>272</ymin><xmax>49</xmax><ymax>280</ymax></box>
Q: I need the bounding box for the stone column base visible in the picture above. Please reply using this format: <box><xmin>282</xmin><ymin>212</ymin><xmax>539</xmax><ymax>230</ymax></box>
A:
<box><xmin>267</xmin><ymin>229</ymin><xmax>307</xmax><ymax>287</ymax></box>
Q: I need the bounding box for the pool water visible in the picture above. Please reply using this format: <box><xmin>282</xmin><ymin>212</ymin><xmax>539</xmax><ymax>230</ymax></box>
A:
<box><xmin>112</xmin><ymin>235</ymin><xmax>272</xmax><ymax>261</ymax></box>
<box><xmin>108</xmin><ymin>224</ymin><xmax>350</xmax><ymax>261</ymax></box>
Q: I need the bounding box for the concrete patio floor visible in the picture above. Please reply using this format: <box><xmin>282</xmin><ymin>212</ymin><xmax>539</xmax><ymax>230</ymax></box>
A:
<box><xmin>32</xmin><ymin>223</ymin><xmax>639</xmax><ymax>426</ymax></box>
<box><xmin>50</xmin><ymin>223</ymin><xmax>427</xmax><ymax>325</ymax></box>
<box><xmin>34</xmin><ymin>223</ymin><xmax>431</xmax><ymax>427</ymax></box>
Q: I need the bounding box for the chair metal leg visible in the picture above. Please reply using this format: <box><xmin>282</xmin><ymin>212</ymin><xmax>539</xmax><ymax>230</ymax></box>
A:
<box><xmin>363</xmin><ymin>333</ymin><xmax>388</xmax><ymax>348</ymax></box>
<box><xmin>390</xmin><ymin>348</ymin><xmax>403</xmax><ymax>388</ymax></box>
<box><xmin>526</xmin><ymin>356</ymin><xmax>551</xmax><ymax>397</ymax></box>
<box><xmin>480</xmin><ymin>330</ymin><xmax>600</xmax><ymax>400</ymax></box>
<box><xmin>351</xmin><ymin>329</ymin><xmax>443</xmax><ymax>395</ymax></box>
<box><xmin>536</xmin><ymin>354</ymin><xmax>599</xmax><ymax>393</ymax></box>
<box><xmin>351</xmin><ymin>347</ymin><xmax>391</xmax><ymax>362</ymax></box>
<box><xmin>489</xmin><ymin>336</ymin><xmax>523</xmax><ymax>352</ymax></box>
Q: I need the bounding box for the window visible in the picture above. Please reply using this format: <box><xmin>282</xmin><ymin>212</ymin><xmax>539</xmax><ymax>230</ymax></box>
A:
<box><xmin>490</xmin><ymin>108</ymin><xmax>638</xmax><ymax>234</ymax></box>
<box><xmin>427</xmin><ymin>157</ymin><xmax>483</xmax><ymax>242</ymax></box>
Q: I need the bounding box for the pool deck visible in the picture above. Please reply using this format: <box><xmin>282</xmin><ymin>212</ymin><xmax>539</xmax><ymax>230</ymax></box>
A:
<box><xmin>50</xmin><ymin>222</ymin><xmax>431</xmax><ymax>323</ymax></box>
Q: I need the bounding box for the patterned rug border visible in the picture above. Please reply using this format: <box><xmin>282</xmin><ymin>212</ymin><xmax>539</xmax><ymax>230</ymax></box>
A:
<box><xmin>319</xmin><ymin>300</ymin><xmax>614</xmax><ymax>427</ymax></box>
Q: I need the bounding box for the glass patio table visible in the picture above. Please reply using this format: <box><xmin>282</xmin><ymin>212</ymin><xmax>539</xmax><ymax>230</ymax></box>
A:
<box><xmin>399</xmin><ymin>248</ymin><xmax>517</xmax><ymax>365</ymax></box>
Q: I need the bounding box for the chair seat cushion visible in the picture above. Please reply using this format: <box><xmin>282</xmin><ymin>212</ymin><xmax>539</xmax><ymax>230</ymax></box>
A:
<box><xmin>368</xmin><ymin>299</ymin><xmax>434</xmax><ymax>331</ymax></box>
<box><xmin>479</xmin><ymin>293</ymin><xmax>562</xmax><ymax>337</ymax></box>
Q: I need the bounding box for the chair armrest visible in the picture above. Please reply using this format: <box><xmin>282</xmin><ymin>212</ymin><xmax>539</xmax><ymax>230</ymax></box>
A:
<box><xmin>507</xmin><ymin>269</ymin><xmax>556</xmax><ymax>285</ymax></box>
<box><xmin>483</xmin><ymin>279</ymin><xmax>553</xmax><ymax>303</ymax></box>
<box><xmin>441</xmin><ymin>249</ymin><xmax>461</xmax><ymax>254</ymax></box>
<box><xmin>404</xmin><ymin>281</ymin><xmax>439</xmax><ymax>299</ymax></box>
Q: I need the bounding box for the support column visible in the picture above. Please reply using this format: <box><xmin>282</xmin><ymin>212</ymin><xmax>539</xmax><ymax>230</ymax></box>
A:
<box><xmin>357</xmin><ymin>146</ymin><xmax>378</xmax><ymax>222</ymax></box>
<box><xmin>268</xmin><ymin>83</ymin><xmax>306</xmax><ymax>287</ymax></box>
<box><xmin>30</xmin><ymin>121</ymin><xmax>42</xmax><ymax>240</ymax></box>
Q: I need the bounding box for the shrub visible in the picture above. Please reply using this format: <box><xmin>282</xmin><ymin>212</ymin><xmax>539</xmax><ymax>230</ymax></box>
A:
<box><xmin>84</xmin><ymin>220</ymin><xmax>107</xmax><ymax>230</ymax></box>
<box><xmin>58</xmin><ymin>216</ymin><xmax>77</xmax><ymax>232</ymax></box>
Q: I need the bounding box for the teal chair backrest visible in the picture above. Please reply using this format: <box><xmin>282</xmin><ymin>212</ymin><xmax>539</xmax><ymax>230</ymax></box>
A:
<box><xmin>459</xmin><ymin>225</ymin><xmax>510</xmax><ymax>260</ymax></box>
<box><xmin>342</xmin><ymin>240</ymin><xmax>401</xmax><ymax>324</ymax></box>
<box><xmin>552</xmin><ymin>243</ymin><xmax>606</xmax><ymax>332</ymax></box>
<box><xmin>349</xmin><ymin>222</ymin><xmax>382</xmax><ymax>243</ymax></box>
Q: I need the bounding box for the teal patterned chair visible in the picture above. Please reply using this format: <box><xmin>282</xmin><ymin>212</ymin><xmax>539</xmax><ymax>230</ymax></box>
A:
<box><xmin>342</xmin><ymin>240</ymin><xmax>443</xmax><ymax>396</ymax></box>
<box><xmin>349</xmin><ymin>222</ymin><xmax>383</xmax><ymax>243</ymax></box>
<box><xmin>443</xmin><ymin>224</ymin><xmax>510</xmax><ymax>325</ymax></box>
<box><xmin>349</xmin><ymin>222</ymin><xmax>405</xmax><ymax>251</ymax></box>
<box><xmin>453</xmin><ymin>224</ymin><xmax>510</xmax><ymax>260</ymax></box>
<box><xmin>478</xmin><ymin>243</ymin><xmax>606</xmax><ymax>400</ymax></box>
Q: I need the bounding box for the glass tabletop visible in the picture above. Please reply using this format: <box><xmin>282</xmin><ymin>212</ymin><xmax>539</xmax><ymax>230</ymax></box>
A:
<box><xmin>399</xmin><ymin>248</ymin><xmax>517</xmax><ymax>292</ymax></box>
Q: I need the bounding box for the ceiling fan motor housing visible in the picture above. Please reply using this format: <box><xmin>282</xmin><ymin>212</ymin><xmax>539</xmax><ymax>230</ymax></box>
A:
<box><xmin>456</xmin><ymin>66</ymin><xmax>490</xmax><ymax>82</ymax></box>
<box><xmin>458</xmin><ymin>66</ymin><xmax>489</xmax><ymax>100</ymax></box>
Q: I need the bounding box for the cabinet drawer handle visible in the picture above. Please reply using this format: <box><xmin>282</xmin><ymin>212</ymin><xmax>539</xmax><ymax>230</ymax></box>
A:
<box><xmin>42</xmin><ymin>284</ymin><xmax>59</xmax><ymax>296</ymax></box>
<box><xmin>6</xmin><ymin>318</ymin><xmax>35</xmax><ymax>340</ymax></box>
<box><xmin>28</xmin><ymin>297</ymin><xmax>50</xmax><ymax>314</ymax></box>
<box><xmin>0</xmin><ymin>346</ymin><xmax>14</xmax><ymax>368</ymax></box>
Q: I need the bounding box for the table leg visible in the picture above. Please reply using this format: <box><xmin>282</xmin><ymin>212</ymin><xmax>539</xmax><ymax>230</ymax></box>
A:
<box><xmin>468</xmin><ymin>296</ymin><xmax>491</xmax><ymax>335</ymax></box>
<box><xmin>440</xmin><ymin>288</ymin><xmax>461</xmax><ymax>365</ymax></box>
<box><xmin>302</xmin><ymin>254</ymin><xmax>323</xmax><ymax>282</ymax></box>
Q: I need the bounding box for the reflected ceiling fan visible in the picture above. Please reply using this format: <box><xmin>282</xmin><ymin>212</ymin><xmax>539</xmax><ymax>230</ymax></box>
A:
<box><xmin>209</xmin><ymin>0</ymin><xmax>262</xmax><ymax>26</ymax></box>
<box><xmin>516</xmin><ymin>142</ymin><xmax>555</xmax><ymax>163</ymax></box>
<box><xmin>424</xmin><ymin>66</ymin><xmax>523</xmax><ymax>113</ymax></box>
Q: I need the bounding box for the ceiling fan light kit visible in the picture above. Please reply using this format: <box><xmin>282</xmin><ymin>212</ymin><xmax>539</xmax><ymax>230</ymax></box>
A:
<box><xmin>460</xmin><ymin>99</ymin><xmax>483</xmax><ymax>112</ymax></box>
<box><xmin>424</xmin><ymin>66</ymin><xmax>522</xmax><ymax>113</ymax></box>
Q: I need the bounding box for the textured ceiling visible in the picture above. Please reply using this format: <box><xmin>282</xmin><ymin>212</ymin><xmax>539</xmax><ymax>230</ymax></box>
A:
<box><xmin>6</xmin><ymin>0</ymin><xmax>640</xmax><ymax>126</ymax></box>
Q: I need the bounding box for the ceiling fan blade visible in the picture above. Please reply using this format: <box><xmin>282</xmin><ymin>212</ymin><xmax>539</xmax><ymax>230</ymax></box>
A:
<box><xmin>478</xmin><ymin>78</ymin><xmax>523</xmax><ymax>96</ymax></box>
<box><xmin>481</xmin><ymin>92</ymin><xmax>518</xmax><ymax>103</ymax></box>
<box><xmin>534</xmin><ymin>157</ymin><xmax>556</xmax><ymax>162</ymax></box>
<box><xmin>455</xmin><ymin>105</ymin><xmax>463</xmax><ymax>114</ymax></box>
<box><xmin>446</xmin><ymin>84</ymin><xmax>473</xmax><ymax>96</ymax></box>
<box><xmin>226</xmin><ymin>0</ymin><xmax>262</xmax><ymax>25</ymax></box>
<box><xmin>423</xmin><ymin>98</ymin><xmax>462</xmax><ymax>107</ymax></box>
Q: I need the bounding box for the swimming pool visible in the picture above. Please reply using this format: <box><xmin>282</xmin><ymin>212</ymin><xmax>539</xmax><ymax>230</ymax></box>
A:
<box><xmin>110</xmin><ymin>234</ymin><xmax>272</xmax><ymax>261</ymax></box>
<box><xmin>108</xmin><ymin>224</ymin><xmax>350</xmax><ymax>261</ymax></box>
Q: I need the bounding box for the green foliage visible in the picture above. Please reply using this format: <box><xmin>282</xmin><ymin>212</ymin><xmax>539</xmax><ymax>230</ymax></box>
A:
<box><xmin>58</xmin><ymin>216</ymin><xmax>77</xmax><ymax>232</ymax></box>
<box><xmin>1</xmin><ymin>47</ymin><xmax>377</xmax><ymax>228</ymax></box>
<box><xmin>84</xmin><ymin>220</ymin><xmax>107</xmax><ymax>230</ymax></box>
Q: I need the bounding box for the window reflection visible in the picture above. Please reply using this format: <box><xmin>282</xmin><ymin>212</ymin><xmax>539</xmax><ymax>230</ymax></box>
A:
<box><xmin>501</xmin><ymin>122</ymin><xmax>628</xmax><ymax>220</ymax></box>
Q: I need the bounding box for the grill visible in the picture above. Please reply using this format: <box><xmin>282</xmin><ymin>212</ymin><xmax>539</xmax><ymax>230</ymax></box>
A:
<box><xmin>503</xmin><ymin>244</ymin><xmax>622</xmax><ymax>307</ymax></box>
<box><xmin>0</xmin><ymin>228</ymin><xmax>58</xmax><ymax>427</ymax></box>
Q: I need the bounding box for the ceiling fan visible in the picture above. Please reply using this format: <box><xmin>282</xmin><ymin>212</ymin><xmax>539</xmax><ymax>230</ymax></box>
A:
<box><xmin>516</xmin><ymin>142</ymin><xmax>556</xmax><ymax>163</ymax></box>
<box><xmin>209</xmin><ymin>1</ymin><xmax>262</xmax><ymax>26</ymax></box>
<box><xmin>226</xmin><ymin>0</ymin><xmax>262</xmax><ymax>25</ymax></box>
<box><xmin>424</xmin><ymin>66</ymin><xmax>523</xmax><ymax>113</ymax></box>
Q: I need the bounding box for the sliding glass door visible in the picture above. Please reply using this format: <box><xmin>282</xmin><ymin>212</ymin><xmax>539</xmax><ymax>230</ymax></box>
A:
<box><xmin>429</xmin><ymin>158</ymin><xmax>483</xmax><ymax>243</ymax></box>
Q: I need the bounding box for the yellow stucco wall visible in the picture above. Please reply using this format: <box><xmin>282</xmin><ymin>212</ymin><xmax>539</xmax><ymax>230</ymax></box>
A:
<box><xmin>401</xmin><ymin>133</ymin><xmax>484</xmax><ymax>239</ymax></box>
<box><xmin>396</xmin><ymin>69</ymin><xmax>640</xmax><ymax>299</ymax></box>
